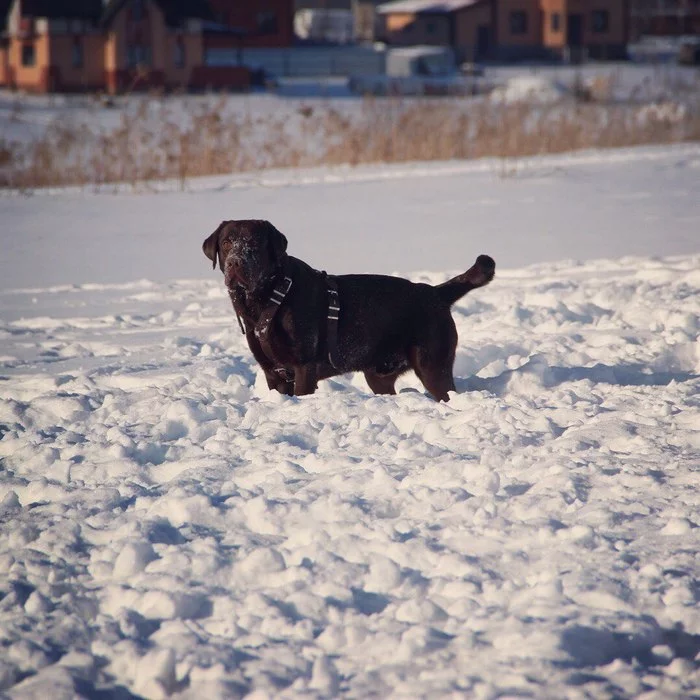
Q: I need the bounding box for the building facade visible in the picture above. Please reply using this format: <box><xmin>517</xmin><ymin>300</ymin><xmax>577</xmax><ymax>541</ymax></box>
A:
<box><xmin>629</xmin><ymin>0</ymin><xmax>700</xmax><ymax>40</ymax></box>
<box><xmin>206</xmin><ymin>0</ymin><xmax>295</xmax><ymax>49</ymax></box>
<box><xmin>378</xmin><ymin>0</ymin><xmax>629</xmax><ymax>61</ymax></box>
<box><xmin>0</xmin><ymin>0</ymin><xmax>294</xmax><ymax>93</ymax></box>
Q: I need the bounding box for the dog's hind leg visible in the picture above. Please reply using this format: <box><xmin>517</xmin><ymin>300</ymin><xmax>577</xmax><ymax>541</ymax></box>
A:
<box><xmin>409</xmin><ymin>320</ymin><xmax>458</xmax><ymax>402</ymax></box>
<box><xmin>410</xmin><ymin>353</ymin><xmax>456</xmax><ymax>401</ymax></box>
<box><xmin>364</xmin><ymin>370</ymin><xmax>400</xmax><ymax>395</ymax></box>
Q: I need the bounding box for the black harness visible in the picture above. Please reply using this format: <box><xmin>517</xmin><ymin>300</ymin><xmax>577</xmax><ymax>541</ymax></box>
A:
<box><xmin>325</xmin><ymin>275</ymin><xmax>341</xmax><ymax>368</ymax></box>
<box><xmin>230</xmin><ymin>268</ymin><xmax>341</xmax><ymax>370</ymax></box>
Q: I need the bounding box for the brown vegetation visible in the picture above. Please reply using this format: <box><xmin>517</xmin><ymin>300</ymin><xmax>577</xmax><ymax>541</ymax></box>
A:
<box><xmin>1</xmin><ymin>86</ymin><xmax>699</xmax><ymax>190</ymax></box>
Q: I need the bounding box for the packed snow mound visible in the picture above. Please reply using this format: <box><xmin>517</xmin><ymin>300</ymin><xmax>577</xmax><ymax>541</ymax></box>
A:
<box><xmin>490</xmin><ymin>74</ymin><xmax>569</xmax><ymax>104</ymax></box>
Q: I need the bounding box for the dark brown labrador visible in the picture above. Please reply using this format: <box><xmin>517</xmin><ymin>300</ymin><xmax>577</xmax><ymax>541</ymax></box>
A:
<box><xmin>203</xmin><ymin>219</ymin><xmax>495</xmax><ymax>401</ymax></box>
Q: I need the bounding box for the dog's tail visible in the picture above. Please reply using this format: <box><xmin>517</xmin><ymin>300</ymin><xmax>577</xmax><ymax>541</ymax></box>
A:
<box><xmin>436</xmin><ymin>255</ymin><xmax>495</xmax><ymax>306</ymax></box>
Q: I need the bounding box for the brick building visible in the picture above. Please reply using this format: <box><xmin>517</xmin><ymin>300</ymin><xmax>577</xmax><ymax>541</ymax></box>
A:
<box><xmin>377</xmin><ymin>0</ymin><xmax>629</xmax><ymax>61</ymax></box>
<box><xmin>0</xmin><ymin>0</ymin><xmax>294</xmax><ymax>93</ymax></box>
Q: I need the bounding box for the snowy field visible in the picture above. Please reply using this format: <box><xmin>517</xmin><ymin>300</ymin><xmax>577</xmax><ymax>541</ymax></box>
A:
<box><xmin>1</xmin><ymin>145</ymin><xmax>699</xmax><ymax>698</ymax></box>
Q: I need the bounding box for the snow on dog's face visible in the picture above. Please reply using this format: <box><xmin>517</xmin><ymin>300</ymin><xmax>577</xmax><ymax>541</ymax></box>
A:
<box><xmin>202</xmin><ymin>220</ymin><xmax>288</xmax><ymax>292</ymax></box>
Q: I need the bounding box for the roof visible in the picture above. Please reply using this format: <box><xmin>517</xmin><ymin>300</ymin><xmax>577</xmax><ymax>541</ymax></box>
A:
<box><xmin>0</xmin><ymin>0</ymin><xmax>12</xmax><ymax>32</ymax></box>
<box><xmin>0</xmin><ymin>0</ymin><xmax>217</xmax><ymax>35</ymax></box>
<box><xmin>18</xmin><ymin>0</ymin><xmax>104</xmax><ymax>21</ymax></box>
<box><xmin>388</xmin><ymin>44</ymin><xmax>453</xmax><ymax>57</ymax></box>
<box><xmin>377</xmin><ymin>0</ymin><xmax>482</xmax><ymax>14</ymax></box>
<box><xmin>100</xmin><ymin>0</ymin><xmax>213</xmax><ymax>28</ymax></box>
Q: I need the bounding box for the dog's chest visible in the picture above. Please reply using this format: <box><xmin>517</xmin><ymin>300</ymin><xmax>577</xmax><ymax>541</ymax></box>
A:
<box><xmin>236</xmin><ymin>299</ymin><xmax>310</xmax><ymax>363</ymax></box>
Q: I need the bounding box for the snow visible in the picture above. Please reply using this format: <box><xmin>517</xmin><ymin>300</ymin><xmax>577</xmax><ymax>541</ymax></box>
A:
<box><xmin>1</xmin><ymin>145</ymin><xmax>699</xmax><ymax>697</ymax></box>
<box><xmin>489</xmin><ymin>75</ymin><xmax>569</xmax><ymax>104</ymax></box>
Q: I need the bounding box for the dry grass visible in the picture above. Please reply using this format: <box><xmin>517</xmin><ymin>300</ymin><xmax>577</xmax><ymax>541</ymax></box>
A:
<box><xmin>1</xmin><ymin>87</ymin><xmax>699</xmax><ymax>190</ymax></box>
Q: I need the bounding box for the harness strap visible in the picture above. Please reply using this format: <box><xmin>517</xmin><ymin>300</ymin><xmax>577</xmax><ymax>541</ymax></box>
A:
<box><xmin>228</xmin><ymin>288</ymin><xmax>247</xmax><ymax>335</ymax></box>
<box><xmin>231</xmin><ymin>269</ymin><xmax>341</xmax><ymax>372</ymax></box>
<box><xmin>254</xmin><ymin>275</ymin><xmax>293</xmax><ymax>362</ymax></box>
<box><xmin>326</xmin><ymin>276</ymin><xmax>341</xmax><ymax>368</ymax></box>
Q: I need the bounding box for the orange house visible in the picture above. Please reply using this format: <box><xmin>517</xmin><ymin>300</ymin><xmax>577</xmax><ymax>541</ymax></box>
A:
<box><xmin>378</xmin><ymin>0</ymin><xmax>628</xmax><ymax>61</ymax></box>
<box><xmin>100</xmin><ymin>0</ymin><xmax>213</xmax><ymax>93</ymax></box>
<box><xmin>0</xmin><ymin>0</ymin><xmax>293</xmax><ymax>93</ymax></box>
<box><xmin>520</xmin><ymin>0</ymin><xmax>629</xmax><ymax>59</ymax></box>
<box><xmin>1</xmin><ymin>0</ymin><xmax>102</xmax><ymax>92</ymax></box>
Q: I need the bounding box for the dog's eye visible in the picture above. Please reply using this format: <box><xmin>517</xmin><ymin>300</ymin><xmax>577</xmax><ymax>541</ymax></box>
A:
<box><xmin>221</xmin><ymin>240</ymin><xmax>232</xmax><ymax>251</ymax></box>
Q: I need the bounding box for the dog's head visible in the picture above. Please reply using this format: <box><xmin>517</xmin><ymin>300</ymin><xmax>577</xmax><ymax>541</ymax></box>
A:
<box><xmin>202</xmin><ymin>219</ymin><xmax>288</xmax><ymax>292</ymax></box>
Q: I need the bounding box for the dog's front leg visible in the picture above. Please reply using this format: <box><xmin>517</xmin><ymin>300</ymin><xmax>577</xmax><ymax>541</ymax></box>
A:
<box><xmin>264</xmin><ymin>369</ymin><xmax>294</xmax><ymax>395</ymax></box>
<box><xmin>245</xmin><ymin>331</ymin><xmax>293</xmax><ymax>395</ymax></box>
<box><xmin>293</xmin><ymin>364</ymin><xmax>319</xmax><ymax>396</ymax></box>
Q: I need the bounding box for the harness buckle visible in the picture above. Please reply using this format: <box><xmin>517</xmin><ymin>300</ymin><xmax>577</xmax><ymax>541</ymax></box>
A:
<box><xmin>270</xmin><ymin>276</ymin><xmax>293</xmax><ymax>305</ymax></box>
<box><xmin>327</xmin><ymin>289</ymin><xmax>340</xmax><ymax>321</ymax></box>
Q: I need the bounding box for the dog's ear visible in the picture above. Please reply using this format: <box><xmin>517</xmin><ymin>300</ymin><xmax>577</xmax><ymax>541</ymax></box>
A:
<box><xmin>265</xmin><ymin>222</ymin><xmax>288</xmax><ymax>265</ymax></box>
<box><xmin>202</xmin><ymin>221</ymin><xmax>227</xmax><ymax>270</ymax></box>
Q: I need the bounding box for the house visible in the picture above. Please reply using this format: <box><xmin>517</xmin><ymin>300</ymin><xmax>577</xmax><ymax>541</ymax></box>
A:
<box><xmin>536</xmin><ymin>0</ymin><xmax>629</xmax><ymax>60</ymax></box>
<box><xmin>629</xmin><ymin>0</ymin><xmax>700</xmax><ymax>41</ymax></box>
<box><xmin>0</xmin><ymin>0</ymin><xmax>12</xmax><ymax>87</ymax></box>
<box><xmin>0</xmin><ymin>0</ymin><xmax>294</xmax><ymax>93</ymax></box>
<box><xmin>1</xmin><ymin>0</ymin><xmax>104</xmax><ymax>92</ymax></box>
<box><xmin>377</xmin><ymin>0</ymin><xmax>629</xmax><ymax>61</ymax></box>
<box><xmin>99</xmin><ymin>0</ymin><xmax>216</xmax><ymax>94</ymax></box>
<box><xmin>295</xmin><ymin>0</ymin><xmax>385</xmax><ymax>42</ymax></box>
<box><xmin>206</xmin><ymin>0</ymin><xmax>294</xmax><ymax>50</ymax></box>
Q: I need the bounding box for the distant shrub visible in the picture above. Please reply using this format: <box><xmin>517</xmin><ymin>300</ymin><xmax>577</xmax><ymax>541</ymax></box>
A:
<box><xmin>1</xmin><ymin>82</ymin><xmax>698</xmax><ymax>190</ymax></box>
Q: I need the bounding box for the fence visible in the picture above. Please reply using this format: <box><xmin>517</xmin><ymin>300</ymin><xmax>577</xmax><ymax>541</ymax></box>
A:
<box><xmin>204</xmin><ymin>46</ymin><xmax>385</xmax><ymax>77</ymax></box>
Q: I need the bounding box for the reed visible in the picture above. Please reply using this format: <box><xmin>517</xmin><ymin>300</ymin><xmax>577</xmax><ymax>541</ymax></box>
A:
<box><xmin>1</xmin><ymin>83</ymin><xmax>698</xmax><ymax>190</ymax></box>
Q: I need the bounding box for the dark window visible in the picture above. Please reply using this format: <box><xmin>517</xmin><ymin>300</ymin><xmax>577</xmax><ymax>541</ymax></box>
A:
<box><xmin>551</xmin><ymin>12</ymin><xmax>561</xmax><ymax>32</ymax></box>
<box><xmin>426</xmin><ymin>21</ymin><xmax>436</xmax><ymax>35</ymax></box>
<box><xmin>21</xmin><ymin>43</ymin><xmax>35</xmax><ymax>66</ymax></box>
<box><xmin>510</xmin><ymin>10</ymin><xmax>528</xmax><ymax>35</ymax></box>
<box><xmin>257</xmin><ymin>11</ymin><xmax>277</xmax><ymax>34</ymax></box>
<box><xmin>174</xmin><ymin>39</ymin><xmax>185</xmax><ymax>68</ymax></box>
<box><xmin>592</xmin><ymin>10</ymin><xmax>609</xmax><ymax>33</ymax></box>
<box><xmin>72</xmin><ymin>38</ymin><xmax>83</xmax><ymax>68</ymax></box>
<box><xmin>132</xmin><ymin>0</ymin><xmax>145</xmax><ymax>22</ymax></box>
<box><xmin>127</xmin><ymin>44</ymin><xmax>151</xmax><ymax>67</ymax></box>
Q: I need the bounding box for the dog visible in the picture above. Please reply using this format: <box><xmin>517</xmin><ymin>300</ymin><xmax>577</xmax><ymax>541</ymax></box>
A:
<box><xmin>203</xmin><ymin>219</ymin><xmax>495</xmax><ymax>401</ymax></box>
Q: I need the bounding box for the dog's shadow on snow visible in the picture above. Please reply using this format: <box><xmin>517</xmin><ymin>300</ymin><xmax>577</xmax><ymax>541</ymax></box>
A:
<box><xmin>456</xmin><ymin>357</ymin><xmax>699</xmax><ymax>397</ymax></box>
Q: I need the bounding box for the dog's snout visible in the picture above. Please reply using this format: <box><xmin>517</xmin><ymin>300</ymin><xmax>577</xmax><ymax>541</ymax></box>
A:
<box><xmin>224</xmin><ymin>255</ymin><xmax>238</xmax><ymax>283</ymax></box>
<box><xmin>225</xmin><ymin>253</ymin><xmax>253</xmax><ymax>289</ymax></box>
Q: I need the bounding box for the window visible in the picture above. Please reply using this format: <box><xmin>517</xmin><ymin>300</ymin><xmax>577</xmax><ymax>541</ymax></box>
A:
<box><xmin>509</xmin><ymin>10</ymin><xmax>528</xmax><ymax>35</ymax></box>
<box><xmin>592</xmin><ymin>10</ymin><xmax>609</xmax><ymax>33</ymax></box>
<box><xmin>132</xmin><ymin>0</ymin><xmax>145</xmax><ymax>22</ymax></box>
<box><xmin>257</xmin><ymin>11</ymin><xmax>277</xmax><ymax>34</ymax></box>
<box><xmin>551</xmin><ymin>12</ymin><xmax>561</xmax><ymax>32</ymax></box>
<box><xmin>19</xmin><ymin>17</ymin><xmax>35</xmax><ymax>35</ymax></box>
<box><xmin>21</xmin><ymin>43</ymin><xmax>35</xmax><ymax>66</ymax></box>
<box><xmin>426</xmin><ymin>21</ymin><xmax>436</xmax><ymax>35</ymax></box>
<box><xmin>174</xmin><ymin>39</ymin><xmax>185</xmax><ymax>68</ymax></box>
<box><xmin>127</xmin><ymin>44</ymin><xmax>151</xmax><ymax>67</ymax></box>
<box><xmin>72</xmin><ymin>38</ymin><xmax>83</xmax><ymax>68</ymax></box>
